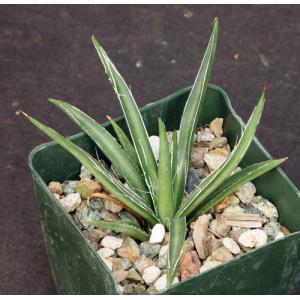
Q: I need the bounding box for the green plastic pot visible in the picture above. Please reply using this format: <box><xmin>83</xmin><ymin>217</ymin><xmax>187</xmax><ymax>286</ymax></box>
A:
<box><xmin>29</xmin><ymin>84</ymin><xmax>300</xmax><ymax>294</ymax></box>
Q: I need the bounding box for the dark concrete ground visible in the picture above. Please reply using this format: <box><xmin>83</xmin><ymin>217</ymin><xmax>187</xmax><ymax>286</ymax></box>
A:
<box><xmin>1</xmin><ymin>4</ymin><xmax>299</xmax><ymax>294</ymax></box>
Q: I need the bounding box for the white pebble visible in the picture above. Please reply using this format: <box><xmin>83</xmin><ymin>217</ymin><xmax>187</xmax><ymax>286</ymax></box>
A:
<box><xmin>149</xmin><ymin>223</ymin><xmax>166</xmax><ymax>244</ymax></box>
<box><xmin>275</xmin><ymin>231</ymin><xmax>285</xmax><ymax>240</ymax></box>
<box><xmin>154</xmin><ymin>274</ymin><xmax>179</xmax><ymax>291</ymax></box>
<box><xmin>251</xmin><ymin>229</ymin><xmax>267</xmax><ymax>247</ymax></box>
<box><xmin>149</xmin><ymin>136</ymin><xmax>160</xmax><ymax>161</ymax></box>
<box><xmin>235</xmin><ymin>182</ymin><xmax>256</xmax><ymax>204</ymax></box>
<box><xmin>101</xmin><ymin>236</ymin><xmax>123</xmax><ymax>250</ymax></box>
<box><xmin>59</xmin><ymin>192</ymin><xmax>81</xmax><ymax>212</ymax></box>
<box><xmin>238</xmin><ymin>229</ymin><xmax>267</xmax><ymax>248</ymax></box>
<box><xmin>101</xmin><ymin>257</ymin><xmax>113</xmax><ymax>271</ymax></box>
<box><xmin>197</xmin><ymin>130</ymin><xmax>215</xmax><ymax>142</ymax></box>
<box><xmin>238</xmin><ymin>230</ymin><xmax>256</xmax><ymax>248</ymax></box>
<box><xmin>97</xmin><ymin>247</ymin><xmax>115</xmax><ymax>258</ymax></box>
<box><xmin>159</xmin><ymin>244</ymin><xmax>169</xmax><ymax>257</ymax></box>
<box><xmin>142</xmin><ymin>266</ymin><xmax>161</xmax><ymax>285</ymax></box>
<box><xmin>222</xmin><ymin>237</ymin><xmax>241</xmax><ymax>255</ymax></box>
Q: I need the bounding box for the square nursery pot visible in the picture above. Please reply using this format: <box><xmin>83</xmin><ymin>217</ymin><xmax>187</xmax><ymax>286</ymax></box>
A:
<box><xmin>29</xmin><ymin>84</ymin><xmax>300</xmax><ymax>295</ymax></box>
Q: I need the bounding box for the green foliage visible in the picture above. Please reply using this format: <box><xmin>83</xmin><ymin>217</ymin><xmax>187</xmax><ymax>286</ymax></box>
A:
<box><xmin>22</xmin><ymin>19</ymin><xmax>287</xmax><ymax>289</ymax></box>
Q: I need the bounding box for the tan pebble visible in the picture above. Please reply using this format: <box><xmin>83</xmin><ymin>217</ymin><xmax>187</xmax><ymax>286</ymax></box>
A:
<box><xmin>127</xmin><ymin>268</ymin><xmax>142</xmax><ymax>282</ymax></box>
<box><xmin>104</xmin><ymin>200</ymin><xmax>123</xmax><ymax>213</ymax></box>
<box><xmin>113</xmin><ymin>269</ymin><xmax>128</xmax><ymax>283</ymax></box>
<box><xmin>193</xmin><ymin>214</ymin><xmax>212</xmax><ymax>259</ymax></box>
<box><xmin>211</xmin><ymin>246</ymin><xmax>234</xmax><ymax>262</ymax></box>
<box><xmin>280</xmin><ymin>226</ymin><xmax>291</xmax><ymax>236</ymax></box>
<box><xmin>190</xmin><ymin>145</ymin><xmax>209</xmax><ymax>168</ymax></box>
<box><xmin>203</xmin><ymin>152</ymin><xmax>227</xmax><ymax>171</ymax></box>
<box><xmin>214</xmin><ymin>194</ymin><xmax>239</xmax><ymax>213</ymax></box>
<box><xmin>76</xmin><ymin>180</ymin><xmax>102</xmax><ymax>199</ymax></box>
<box><xmin>209</xmin><ymin>118</ymin><xmax>223</xmax><ymax>137</ymax></box>
<box><xmin>180</xmin><ymin>250</ymin><xmax>201</xmax><ymax>280</ymax></box>
<box><xmin>48</xmin><ymin>181</ymin><xmax>63</xmax><ymax>195</ymax></box>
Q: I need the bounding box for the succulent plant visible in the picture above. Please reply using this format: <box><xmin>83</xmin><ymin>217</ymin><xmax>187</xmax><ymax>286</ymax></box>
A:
<box><xmin>21</xmin><ymin>18</ymin><xmax>286</xmax><ymax>287</ymax></box>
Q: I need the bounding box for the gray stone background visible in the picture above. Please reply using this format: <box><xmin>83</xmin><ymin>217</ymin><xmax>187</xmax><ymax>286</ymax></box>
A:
<box><xmin>1</xmin><ymin>4</ymin><xmax>299</xmax><ymax>294</ymax></box>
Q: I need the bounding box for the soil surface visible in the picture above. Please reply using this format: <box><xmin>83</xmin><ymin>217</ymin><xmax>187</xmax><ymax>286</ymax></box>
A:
<box><xmin>1</xmin><ymin>4</ymin><xmax>299</xmax><ymax>294</ymax></box>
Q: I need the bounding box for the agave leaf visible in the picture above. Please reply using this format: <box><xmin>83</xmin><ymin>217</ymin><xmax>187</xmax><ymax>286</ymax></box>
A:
<box><xmin>106</xmin><ymin>115</ymin><xmax>140</xmax><ymax>169</ymax></box>
<box><xmin>86</xmin><ymin>219</ymin><xmax>149</xmax><ymax>242</ymax></box>
<box><xmin>49</xmin><ymin>99</ymin><xmax>151</xmax><ymax>206</ymax></box>
<box><xmin>92</xmin><ymin>36</ymin><xmax>158</xmax><ymax>204</ymax></box>
<box><xmin>173</xmin><ymin>18</ymin><xmax>219</xmax><ymax>210</ymax></box>
<box><xmin>157</xmin><ymin>118</ymin><xmax>174</xmax><ymax>224</ymax></box>
<box><xmin>171</xmin><ymin>130</ymin><xmax>178</xmax><ymax>181</ymax></box>
<box><xmin>176</xmin><ymin>86</ymin><xmax>267</xmax><ymax>218</ymax></box>
<box><xmin>188</xmin><ymin>158</ymin><xmax>287</xmax><ymax>222</ymax></box>
<box><xmin>22</xmin><ymin>112</ymin><xmax>159</xmax><ymax>226</ymax></box>
<box><xmin>167</xmin><ymin>217</ymin><xmax>186</xmax><ymax>287</ymax></box>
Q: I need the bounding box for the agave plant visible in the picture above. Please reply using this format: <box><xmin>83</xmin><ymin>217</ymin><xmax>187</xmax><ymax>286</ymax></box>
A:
<box><xmin>22</xmin><ymin>18</ymin><xmax>286</xmax><ymax>287</ymax></box>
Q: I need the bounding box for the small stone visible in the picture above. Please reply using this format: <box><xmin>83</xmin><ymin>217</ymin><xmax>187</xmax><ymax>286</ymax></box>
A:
<box><xmin>117</xmin><ymin>236</ymin><xmax>140</xmax><ymax>263</ymax></box>
<box><xmin>211</xmin><ymin>246</ymin><xmax>234</xmax><ymax>262</ymax></box>
<box><xmin>238</xmin><ymin>230</ymin><xmax>256</xmax><ymax>248</ymax></box>
<box><xmin>97</xmin><ymin>247</ymin><xmax>115</xmax><ymax>258</ymax></box>
<box><xmin>228</xmin><ymin>227</ymin><xmax>247</xmax><ymax>243</ymax></box>
<box><xmin>83</xmin><ymin>228</ymin><xmax>107</xmax><ymax>244</ymax></box>
<box><xmin>200</xmin><ymin>260</ymin><xmax>222</xmax><ymax>273</ymax></box>
<box><xmin>79</xmin><ymin>165</ymin><xmax>92</xmax><ymax>180</ymax></box>
<box><xmin>180</xmin><ymin>250</ymin><xmax>201</xmax><ymax>280</ymax></box>
<box><xmin>263</xmin><ymin>222</ymin><xmax>281</xmax><ymax>241</ymax></box>
<box><xmin>118</xmin><ymin>210</ymin><xmax>140</xmax><ymax>227</ymax></box>
<box><xmin>123</xmin><ymin>283</ymin><xmax>146</xmax><ymax>295</ymax></box>
<box><xmin>206</xmin><ymin>233</ymin><xmax>223</xmax><ymax>254</ymax></box>
<box><xmin>101</xmin><ymin>236</ymin><xmax>123</xmax><ymax>250</ymax></box>
<box><xmin>222</xmin><ymin>212</ymin><xmax>262</xmax><ymax>228</ymax></box>
<box><xmin>182</xmin><ymin>237</ymin><xmax>195</xmax><ymax>252</ymax></box>
<box><xmin>280</xmin><ymin>226</ymin><xmax>291</xmax><ymax>236</ymax></box>
<box><xmin>193</xmin><ymin>214</ymin><xmax>212</xmax><ymax>259</ymax></box>
<box><xmin>209</xmin><ymin>137</ymin><xmax>227</xmax><ymax>149</ymax></box>
<box><xmin>118</xmin><ymin>284</ymin><xmax>124</xmax><ymax>294</ymax></box>
<box><xmin>140</xmin><ymin>242</ymin><xmax>161</xmax><ymax>259</ymax></box>
<box><xmin>113</xmin><ymin>269</ymin><xmax>128</xmax><ymax>283</ymax></box>
<box><xmin>62</xmin><ymin>180</ymin><xmax>78</xmax><ymax>195</ymax></box>
<box><xmin>101</xmin><ymin>257</ymin><xmax>113</xmax><ymax>271</ymax></box>
<box><xmin>104</xmin><ymin>200</ymin><xmax>123</xmax><ymax>213</ymax></box>
<box><xmin>215</xmin><ymin>217</ymin><xmax>232</xmax><ymax>237</ymax></box>
<box><xmin>53</xmin><ymin>193</ymin><xmax>60</xmax><ymax>200</ymax></box>
<box><xmin>209</xmin><ymin>118</ymin><xmax>223</xmax><ymax>137</ymax></box>
<box><xmin>251</xmin><ymin>229</ymin><xmax>267</xmax><ymax>247</ymax></box>
<box><xmin>88</xmin><ymin>198</ymin><xmax>104</xmax><ymax>210</ymax></box>
<box><xmin>214</xmin><ymin>194</ymin><xmax>239</xmax><ymax>213</ymax></box>
<box><xmin>186</xmin><ymin>167</ymin><xmax>206</xmax><ymax>193</ymax></box>
<box><xmin>252</xmin><ymin>196</ymin><xmax>278</xmax><ymax>221</ymax></box>
<box><xmin>120</xmin><ymin>257</ymin><xmax>132</xmax><ymax>270</ymax></box>
<box><xmin>146</xmin><ymin>285</ymin><xmax>157</xmax><ymax>295</ymax></box>
<box><xmin>59</xmin><ymin>192</ymin><xmax>81</xmax><ymax>212</ymax></box>
<box><xmin>142</xmin><ymin>266</ymin><xmax>161</xmax><ymax>285</ymax></box>
<box><xmin>197</xmin><ymin>129</ymin><xmax>215</xmax><ymax>142</ymax></box>
<box><xmin>149</xmin><ymin>224</ymin><xmax>166</xmax><ymax>244</ymax></box>
<box><xmin>127</xmin><ymin>268</ymin><xmax>142</xmax><ymax>282</ymax></box>
<box><xmin>190</xmin><ymin>146</ymin><xmax>209</xmax><ymax>168</ymax></box>
<box><xmin>48</xmin><ymin>181</ymin><xmax>63</xmax><ymax>195</ymax></box>
<box><xmin>222</xmin><ymin>237</ymin><xmax>240</xmax><ymax>255</ymax></box>
<box><xmin>275</xmin><ymin>231</ymin><xmax>285</xmax><ymax>240</ymax></box>
<box><xmin>223</xmin><ymin>205</ymin><xmax>244</xmax><ymax>214</ymax></box>
<box><xmin>134</xmin><ymin>255</ymin><xmax>155</xmax><ymax>274</ymax></box>
<box><xmin>100</xmin><ymin>208</ymin><xmax>119</xmax><ymax>221</ymax></box>
<box><xmin>154</xmin><ymin>274</ymin><xmax>179</xmax><ymax>292</ymax></box>
<box><xmin>76</xmin><ymin>180</ymin><xmax>102</xmax><ymax>199</ymax></box>
<box><xmin>156</xmin><ymin>245</ymin><xmax>168</xmax><ymax>269</ymax></box>
<box><xmin>238</xmin><ymin>229</ymin><xmax>267</xmax><ymax>248</ymax></box>
<box><xmin>235</xmin><ymin>182</ymin><xmax>256</xmax><ymax>204</ymax></box>
<box><xmin>203</xmin><ymin>152</ymin><xmax>227</xmax><ymax>171</ymax></box>
<box><xmin>149</xmin><ymin>135</ymin><xmax>160</xmax><ymax>161</ymax></box>
<box><xmin>88</xmin><ymin>210</ymin><xmax>102</xmax><ymax>221</ymax></box>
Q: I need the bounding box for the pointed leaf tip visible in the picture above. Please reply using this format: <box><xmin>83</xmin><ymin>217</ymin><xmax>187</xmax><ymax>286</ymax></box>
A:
<box><xmin>263</xmin><ymin>81</ymin><xmax>268</xmax><ymax>93</ymax></box>
<box><xmin>17</xmin><ymin>110</ymin><xmax>27</xmax><ymax>117</ymax></box>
